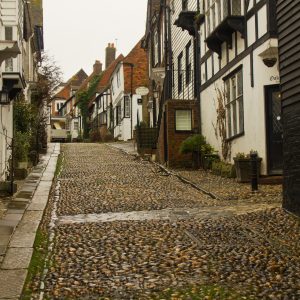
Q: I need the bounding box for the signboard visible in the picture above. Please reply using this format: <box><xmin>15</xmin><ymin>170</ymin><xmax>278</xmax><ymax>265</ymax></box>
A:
<box><xmin>136</xmin><ymin>86</ymin><xmax>149</xmax><ymax>96</ymax></box>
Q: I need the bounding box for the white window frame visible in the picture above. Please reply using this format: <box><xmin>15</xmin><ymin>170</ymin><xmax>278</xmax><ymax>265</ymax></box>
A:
<box><xmin>154</xmin><ymin>31</ymin><xmax>159</xmax><ymax>66</ymax></box>
<box><xmin>225</xmin><ymin>68</ymin><xmax>244</xmax><ymax>139</ymax></box>
<box><xmin>124</xmin><ymin>96</ymin><xmax>130</xmax><ymax>118</ymax></box>
<box><xmin>175</xmin><ymin>109</ymin><xmax>192</xmax><ymax>131</ymax></box>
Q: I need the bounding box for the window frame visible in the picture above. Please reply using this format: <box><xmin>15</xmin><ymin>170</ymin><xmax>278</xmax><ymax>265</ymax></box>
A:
<box><xmin>124</xmin><ymin>96</ymin><xmax>130</xmax><ymax>118</ymax></box>
<box><xmin>175</xmin><ymin>109</ymin><xmax>193</xmax><ymax>132</ymax></box>
<box><xmin>223</xmin><ymin>66</ymin><xmax>244</xmax><ymax>140</ymax></box>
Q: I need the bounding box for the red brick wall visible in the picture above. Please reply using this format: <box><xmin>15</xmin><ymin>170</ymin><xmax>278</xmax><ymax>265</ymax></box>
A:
<box><xmin>157</xmin><ymin>100</ymin><xmax>199</xmax><ymax>168</ymax></box>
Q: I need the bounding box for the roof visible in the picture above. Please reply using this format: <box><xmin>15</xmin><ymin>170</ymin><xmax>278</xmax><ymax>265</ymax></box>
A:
<box><xmin>54</xmin><ymin>69</ymin><xmax>88</xmax><ymax>100</ymax></box>
<box><xmin>123</xmin><ymin>39</ymin><xmax>148</xmax><ymax>94</ymax></box>
<box><xmin>87</xmin><ymin>54</ymin><xmax>125</xmax><ymax>108</ymax></box>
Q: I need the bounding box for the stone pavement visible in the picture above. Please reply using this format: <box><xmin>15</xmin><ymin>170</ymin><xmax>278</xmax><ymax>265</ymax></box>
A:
<box><xmin>0</xmin><ymin>143</ymin><xmax>60</xmax><ymax>300</ymax></box>
<box><xmin>23</xmin><ymin>143</ymin><xmax>300</xmax><ymax>300</ymax></box>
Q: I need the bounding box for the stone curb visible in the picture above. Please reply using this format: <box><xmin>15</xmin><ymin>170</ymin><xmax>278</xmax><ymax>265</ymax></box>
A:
<box><xmin>0</xmin><ymin>143</ymin><xmax>60</xmax><ymax>300</ymax></box>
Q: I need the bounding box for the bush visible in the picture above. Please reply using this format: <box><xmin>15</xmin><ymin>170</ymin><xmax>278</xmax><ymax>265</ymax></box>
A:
<box><xmin>179</xmin><ymin>134</ymin><xmax>207</xmax><ymax>154</ymax></box>
<box><xmin>14</xmin><ymin>131</ymin><xmax>31</xmax><ymax>166</ymax></box>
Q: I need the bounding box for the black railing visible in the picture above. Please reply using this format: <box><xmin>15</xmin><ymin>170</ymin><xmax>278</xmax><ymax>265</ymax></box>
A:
<box><xmin>172</xmin><ymin>69</ymin><xmax>196</xmax><ymax>101</ymax></box>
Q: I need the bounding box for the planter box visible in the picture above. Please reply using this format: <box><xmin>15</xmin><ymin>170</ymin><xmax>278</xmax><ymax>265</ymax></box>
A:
<box><xmin>234</xmin><ymin>158</ymin><xmax>262</xmax><ymax>183</ymax></box>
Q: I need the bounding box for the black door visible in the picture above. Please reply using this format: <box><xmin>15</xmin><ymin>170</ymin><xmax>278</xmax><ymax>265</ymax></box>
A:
<box><xmin>265</xmin><ymin>85</ymin><xmax>283</xmax><ymax>174</ymax></box>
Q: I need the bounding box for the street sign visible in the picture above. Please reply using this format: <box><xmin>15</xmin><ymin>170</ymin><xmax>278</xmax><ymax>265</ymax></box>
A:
<box><xmin>135</xmin><ymin>86</ymin><xmax>149</xmax><ymax>96</ymax></box>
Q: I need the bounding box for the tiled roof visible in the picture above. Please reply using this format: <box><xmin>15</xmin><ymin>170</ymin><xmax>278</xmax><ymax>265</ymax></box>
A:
<box><xmin>54</xmin><ymin>69</ymin><xmax>88</xmax><ymax>100</ymax></box>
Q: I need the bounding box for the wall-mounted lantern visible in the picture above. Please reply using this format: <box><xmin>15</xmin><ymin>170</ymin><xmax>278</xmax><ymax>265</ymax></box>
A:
<box><xmin>0</xmin><ymin>89</ymin><xmax>9</xmax><ymax>105</ymax></box>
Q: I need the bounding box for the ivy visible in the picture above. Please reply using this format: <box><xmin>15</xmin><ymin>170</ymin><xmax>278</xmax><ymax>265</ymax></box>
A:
<box><xmin>77</xmin><ymin>74</ymin><xmax>102</xmax><ymax>138</ymax></box>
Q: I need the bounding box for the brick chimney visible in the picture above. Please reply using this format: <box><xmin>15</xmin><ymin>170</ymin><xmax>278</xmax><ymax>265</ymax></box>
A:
<box><xmin>93</xmin><ymin>60</ymin><xmax>102</xmax><ymax>74</ymax></box>
<box><xmin>105</xmin><ymin>43</ymin><xmax>116</xmax><ymax>69</ymax></box>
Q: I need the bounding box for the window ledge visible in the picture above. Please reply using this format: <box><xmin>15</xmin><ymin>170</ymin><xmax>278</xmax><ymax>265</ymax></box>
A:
<box><xmin>226</xmin><ymin>131</ymin><xmax>244</xmax><ymax>142</ymax></box>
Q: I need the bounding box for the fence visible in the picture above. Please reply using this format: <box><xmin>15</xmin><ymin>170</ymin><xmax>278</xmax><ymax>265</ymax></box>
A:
<box><xmin>136</xmin><ymin>127</ymin><xmax>158</xmax><ymax>151</ymax></box>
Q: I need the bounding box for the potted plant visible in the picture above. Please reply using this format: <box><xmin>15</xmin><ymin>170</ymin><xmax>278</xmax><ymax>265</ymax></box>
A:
<box><xmin>233</xmin><ymin>151</ymin><xmax>262</xmax><ymax>183</ymax></box>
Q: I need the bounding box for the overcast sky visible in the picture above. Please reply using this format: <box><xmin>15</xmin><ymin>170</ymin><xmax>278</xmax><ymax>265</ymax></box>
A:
<box><xmin>44</xmin><ymin>0</ymin><xmax>148</xmax><ymax>81</ymax></box>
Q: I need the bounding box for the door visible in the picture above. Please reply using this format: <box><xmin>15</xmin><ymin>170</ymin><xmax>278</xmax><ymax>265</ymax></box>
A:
<box><xmin>163</xmin><ymin>111</ymin><xmax>168</xmax><ymax>163</ymax></box>
<box><xmin>265</xmin><ymin>85</ymin><xmax>283</xmax><ymax>175</ymax></box>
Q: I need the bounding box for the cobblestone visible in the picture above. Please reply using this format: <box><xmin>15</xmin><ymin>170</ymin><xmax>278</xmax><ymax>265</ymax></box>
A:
<box><xmin>24</xmin><ymin>143</ymin><xmax>299</xmax><ymax>299</ymax></box>
<box><xmin>175</xmin><ymin>169</ymin><xmax>282</xmax><ymax>203</ymax></box>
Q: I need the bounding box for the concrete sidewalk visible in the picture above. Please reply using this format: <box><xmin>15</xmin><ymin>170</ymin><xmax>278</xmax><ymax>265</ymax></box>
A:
<box><xmin>0</xmin><ymin>143</ymin><xmax>60</xmax><ymax>300</ymax></box>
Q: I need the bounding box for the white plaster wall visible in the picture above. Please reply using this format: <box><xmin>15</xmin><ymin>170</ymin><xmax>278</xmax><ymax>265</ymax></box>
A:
<box><xmin>200</xmin><ymin>40</ymin><xmax>280</xmax><ymax>175</ymax></box>
<box><xmin>0</xmin><ymin>103</ymin><xmax>13</xmax><ymax>180</ymax></box>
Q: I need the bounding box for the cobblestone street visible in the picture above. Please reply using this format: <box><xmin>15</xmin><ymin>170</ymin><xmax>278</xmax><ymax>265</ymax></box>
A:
<box><xmin>26</xmin><ymin>143</ymin><xmax>300</xmax><ymax>299</ymax></box>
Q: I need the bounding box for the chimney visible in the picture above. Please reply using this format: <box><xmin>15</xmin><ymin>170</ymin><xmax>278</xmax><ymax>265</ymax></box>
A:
<box><xmin>105</xmin><ymin>43</ymin><xmax>116</xmax><ymax>69</ymax></box>
<box><xmin>93</xmin><ymin>60</ymin><xmax>102</xmax><ymax>74</ymax></box>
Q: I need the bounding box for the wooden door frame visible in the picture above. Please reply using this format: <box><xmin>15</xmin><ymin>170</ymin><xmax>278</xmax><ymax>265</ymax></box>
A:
<box><xmin>264</xmin><ymin>84</ymin><xmax>282</xmax><ymax>175</ymax></box>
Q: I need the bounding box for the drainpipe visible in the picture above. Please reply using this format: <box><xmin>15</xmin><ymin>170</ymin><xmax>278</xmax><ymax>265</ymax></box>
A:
<box><xmin>195</xmin><ymin>0</ymin><xmax>202</xmax><ymax>134</ymax></box>
<box><xmin>123</xmin><ymin>62</ymin><xmax>134</xmax><ymax>139</ymax></box>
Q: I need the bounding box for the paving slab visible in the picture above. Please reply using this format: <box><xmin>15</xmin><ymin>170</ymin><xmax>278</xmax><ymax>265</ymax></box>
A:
<box><xmin>0</xmin><ymin>235</ymin><xmax>10</xmax><ymax>246</ymax></box>
<box><xmin>1</xmin><ymin>248</ymin><xmax>33</xmax><ymax>270</ymax></box>
<box><xmin>2</xmin><ymin>214</ymin><xmax>23</xmax><ymax>223</ymax></box>
<box><xmin>9</xmin><ymin>231</ymin><xmax>37</xmax><ymax>248</ymax></box>
<box><xmin>6</xmin><ymin>209</ymin><xmax>25</xmax><ymax>215</ymax></box>
<box><xmin>27</xmin><ymin>202</ymin><xmax>47</xmax><ymax>211</ymax></box>
<box><xmin>0</xmin><ymin>269</ymin><xmax>27</xmax><ymax>299</ymax></box>
<box><xmin>7</xmin><ymin>202</ymin><xmax>28</xmax><ymax>209</ymax></box>
<box><xmin>0</xmin><ymin>226</ymin><xmax>14</xmax><ymax>235</ymax></box>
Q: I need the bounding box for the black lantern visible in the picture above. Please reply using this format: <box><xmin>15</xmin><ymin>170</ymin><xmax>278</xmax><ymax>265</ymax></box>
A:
<box><xmin>0</xmin><ymin>89</ymin><xmax>9</xmax><ymax>105</ymax></box>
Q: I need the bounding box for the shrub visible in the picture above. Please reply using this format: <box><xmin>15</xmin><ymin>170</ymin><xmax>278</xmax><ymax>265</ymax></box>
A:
<box><xmin>89</xmin><ymin>129</ymin><xmax>102</xmax><ymax>142</ymax></box>
<box><xmin>179</xmin><ymin>134</ymin><xmax>207</xmax><ymax>154</ymax></box>
<box><xmin>14</xmin><ymin>131</ymin><xmax>31</xmax><ymax>166</ymax></box>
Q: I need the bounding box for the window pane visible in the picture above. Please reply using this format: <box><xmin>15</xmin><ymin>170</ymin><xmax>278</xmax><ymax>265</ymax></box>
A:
<box><xmin>238</xmin><ymin>96</ymin><xmax>244</xmax><ymax>133</ymax></box>
<box><xmin>232</xmin><ymin>102</ymin><xmax>237</xmax><ymax>135</ymax></box>
<box><xmin>176</xmin><ymin>110</ymin><xmax>192</xmax><ymax>131</ymax></box>
<box><xmin>5</xmin><ymin>27</ymin><xmax>13</xmax><ymax>40</ymax></box>
<box><xmin>237</xmin><ymin>70</ymin><xmax>243</xmax><ymax>96</ymax></box>
<box><xmin>227</xmin><ymin>104</ymin><xmax>232</xmax><ymax>137</ymax></box>
<box><xmin>231</xmin><ymin>0</ymin><xmax>241</xmax><ymax>15</ymax></box>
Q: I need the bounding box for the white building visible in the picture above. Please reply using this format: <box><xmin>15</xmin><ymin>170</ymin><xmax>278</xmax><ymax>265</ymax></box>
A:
<box><xmin>163</xmin><ymin>0</ymin><xmax>280</xmax><ymax>174</ymax></box>
<box><xmin>0</xmin><ymin>0</ymin><xmax>43</xmax><ymax>181</ymax></box>
<box><xmin>109</xmin><ymin>40</ymin><xmax>148</xmax><ymax>141</ymax></box>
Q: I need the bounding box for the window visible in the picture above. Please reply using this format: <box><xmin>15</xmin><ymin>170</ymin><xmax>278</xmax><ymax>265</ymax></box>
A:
<box><xmin>116</xmin><ymin>106</ymin><xmax>122</xmax><ymax>125</ymax></box>
<box><xmin>205</xmin><ymin>0</ymin><xmax>225</xmax><ymax>35</ymax></box>
<box><xmin>178</xmin><ymin>53</ymin><xmax>183</xmax><ymax>94</ymax></box>
<box><xmin>5</xmin><ymin>58</ymin><xmax>13</xmax><ymax>72</ymax></box>
<box><xmin>56</xmin><ymin>102</ymin><xmax>64</xmax><ymax>112</ymax></box>
<box><xmin>117</xmin><ymin>69</ymin><xmax>120</xmax><ymax>88</ymax></box>
<box><xmin>124</xmin><ymin>96</ymin><xmax>130</xmax><ymax>118</ymax></box>
<box><xmin>153</xmin><ymin>31</ymin><xmax>159</xmax><ymax>66</ymax></box>
<box><xmin>225</xmin><ymin>68</ymin><xmax>244</xmax><ymax>138</ymax></box>
<box><xmin>182</xmin><ymin>0</ymin><xmax>188</xmax><ymax>11</ymax></box>
<box><xmin>185</xmin><ymin>42</ymin><xmax>191</xmax><ymax>84</ymax></box>
<box><xmin>74</xmin><ymin>121</ymin><xmax>79</xmax><ymax>131</ymax></box>
<box><xmin>5</xmin><ymin>27</ymin><xmax>13</xmax><ymax>40</ymax></box>
<box><xmin>231</xmin><ymin>0</ymin><xmax>242</xmax><ymax>15</ymax></box>
<box><xmin>176</xmin><ymin>110</ymin><xmax>192</xmax><ymax>131</ymax></box>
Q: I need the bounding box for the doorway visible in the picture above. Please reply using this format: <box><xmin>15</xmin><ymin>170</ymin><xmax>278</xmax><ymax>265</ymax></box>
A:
<box><xmin>265</xmin><ymin>85</ymin><xmax>283</xmax><ymax>175</ymax></box>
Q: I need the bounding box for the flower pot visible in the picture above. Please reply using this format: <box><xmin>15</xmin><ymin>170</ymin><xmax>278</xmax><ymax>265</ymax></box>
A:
<box><xmin>234</xmin><ymin>158</ymin><xmax>262</xmax><ymax>183</ymax></box>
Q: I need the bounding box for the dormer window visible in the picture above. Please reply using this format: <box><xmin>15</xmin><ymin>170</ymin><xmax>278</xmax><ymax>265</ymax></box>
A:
<box><xmin>182</xmin><ymin>0</ymin><xmax>188</xmax><ymax>11</ymax></box>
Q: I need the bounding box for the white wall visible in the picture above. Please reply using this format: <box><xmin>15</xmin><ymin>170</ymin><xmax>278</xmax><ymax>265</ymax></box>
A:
<box><xmin>200</xmin><ymin>40</ymin><xmax>280</xmax><ymax>175</ymax></box>
<box><xmin>0</xmin><ymin>103</ymin><xmax>13</xmax><ymax>180</ymax></box>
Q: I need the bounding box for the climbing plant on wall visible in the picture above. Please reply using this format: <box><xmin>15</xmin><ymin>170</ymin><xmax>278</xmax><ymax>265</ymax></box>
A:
<box><xmin>77</xmin><ymin>74</ymin><xmax>102</xmax><ymax>139</ymax></box>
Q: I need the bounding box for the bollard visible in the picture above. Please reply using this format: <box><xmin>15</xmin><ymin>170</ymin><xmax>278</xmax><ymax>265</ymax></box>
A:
<box><xmin>250</xmin><ymin>152</ymin><xmax>258</xmax><ymax>192</ymax></box>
